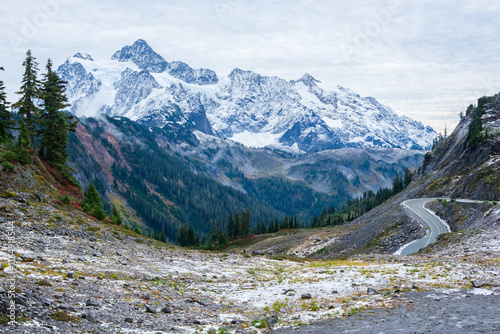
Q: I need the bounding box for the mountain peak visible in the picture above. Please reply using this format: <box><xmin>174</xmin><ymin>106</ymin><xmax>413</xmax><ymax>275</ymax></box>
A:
<box><xmin>298</xmin><ymin>73</ymin><xmax>320</xmax><ymax>86</ymax></box>
<box><xmin>111</xmin><ymin>39</ymin><xmax>168</xmax><ymax>73</ymax></box>
<box><xmin>229</xmin><ymin>68</ymin><xmax>257</xmax><ymax>78</ymax></box>
<box><xmin>73</xmin><ymin>53</ymin><xmax>94</xmax><ymax>61</ymax></box>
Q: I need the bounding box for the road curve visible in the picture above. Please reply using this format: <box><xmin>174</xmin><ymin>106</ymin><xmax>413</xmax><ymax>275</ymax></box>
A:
<box><xmin>395</xmin><ymin>198</ymin><xmax>451</xmax><ymax>255</ymax></box>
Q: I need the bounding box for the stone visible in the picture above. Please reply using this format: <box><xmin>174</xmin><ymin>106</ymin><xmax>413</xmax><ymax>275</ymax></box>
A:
<box><xmin>301</xmin><ymin>293</ymin><xmax>312</xmax><ymax>299</ymax></box>
<box><xmin>145</xmin><ymin>305</ymin><xmax>158</xmax><ymax>313</ymax></box>
<box><xmin>367</xmin><ymin>287</ymin><xmax>379</xmax><ymax>295</ymax></box>
<box><xmin>15</xmin><ymin>294</ymin><xmax>30</xmax><ymax>307</ymax></box>
<box><xmin>208</xmin><ymin>328</ymin><xmax>217</xmax><ymax>334</ymax></box>
<box><xmin>161</xmin><ymin>306</ymin><xmax>173</xmax><ymax>314</ymax></box>
<box><xmin>193</xmin><ymin>319</ymin><xmax>207</xmax><ymax>325</ymax></box>
<box><xmin>58</xmin><ymin>304</ymin><xmax>76</xmax><ymax>311</ymax></box>
<box><xmin>266</xmin><ymin>315</ymin><xmax>279</xmax><ymax>327</ymax></box>
<box><xmin>86</xmin><ymin>298</ymin><xmax>101</xmax><ymax>307</ymax></box>
<box><xmin>231</xmin><ymin>319</ymin><xmax>244</xmax><ymax>324</ymax></box>
<box><xmin>82</xmin><ymin>311</ymin><xmax>97</xmax><ymax>322</ymax></box>
<box><xmin>67</xmin><ymin>272</ymin><xmax>74</xmax><ymax>278</ymax></box>
<box><xmin>252</xmin><ymin>250</ymin><xmax>264</xmax><ymax>256</ymax></box>
<box><xmin>39</xmin><ymin>298</ymin><xmax>54</xmax><ymax>307</ymax></box>
<box><xmin>124</xmin><ymin>317</ymin><xmax>133</xmax><ymax>323</ymax></box>
<box><xmin>332</xmin><ymin>290</ymin><xmax>339</xmax><ymax>294</ymax></box>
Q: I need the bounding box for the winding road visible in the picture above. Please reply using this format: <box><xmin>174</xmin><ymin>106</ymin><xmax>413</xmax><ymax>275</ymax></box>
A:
<box><xmin>395</xmin><ymin>198</ymin><xmax>451</xmax><ymax>255</ymax></box>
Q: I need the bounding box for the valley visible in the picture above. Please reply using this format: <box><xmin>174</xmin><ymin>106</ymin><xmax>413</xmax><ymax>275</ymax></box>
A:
<box><xmin>0</xmin><ymin>38</ymin><xmax>499</xmax><ymax>334</ymax></box>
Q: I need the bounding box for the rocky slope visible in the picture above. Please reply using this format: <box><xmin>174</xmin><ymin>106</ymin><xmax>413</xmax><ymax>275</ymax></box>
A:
<box><xmin>58</xmin><ymin>39</ymin><xmax>436</xmax><ymax>154</ymax></box>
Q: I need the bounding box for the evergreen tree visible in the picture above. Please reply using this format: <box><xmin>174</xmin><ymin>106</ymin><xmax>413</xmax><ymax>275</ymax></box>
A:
<box><xmin>13</xmin><ymin>50</ymin><xmax>41</xmax><ymax>145</ymax></box>
<box><xmin>178</xmin><ymin>225</ymin><xmax>198</xmax><ymax>247</ymax></box>
<box><xmin>242</xmin><ymin>210</ymin><xmax>250</xmax><ymax>236</ymax></box>
<box><xmin>268</xmin><ymin>219</ymin><xmax>275</xmax><ymax>233</ymax></box>
<box><xmin>392</xmin><ymin>174</ymin><xmax>404</xmax><ymax>194</ymax></box>
<box><xmin>404</xmin><ymin>168</ymin><xmax>413</xmax><ymax>188</ymax></box>
<box><xmin>210</xmin><ymin>221</ymin><xmax>218</xmax><ymax>245</ymax></box>
<box><xmin>16</xmin><ymin>119</ymin><xmax>31</xmax><ymax>165</ymax></box>
<box><xmin>81</xmin><ymin>181</ymin><xmax>106</xmax><ymax>220</ymax></box>
<box><xmin>311</xmin><ymin>215</ymin><xmax>319</xmax><ymax>228</ymax></box>
<box><xmin>159</xmin><ymin>227</ymin><xmax>166</xmax><ymax>243</ymax></box>
<box><xmin>227</xmin><ymin>213</ymin><xmax>235</xmax><ymax>239</ymax></box>
<box><xmin>0</xmin><ymin>67</ymin><xmax>14</xmax><ymax>141</ymax></box>
<box><xmin>111</xmin><ymin>205</ymin><xmax>123</xmax><ymax>225</ymax></box>
<box><xmin>234</xmin><ymin>213</ymin><xmax>241</xmax><ymax>237</ymax></box>
<box><xmin>218</xmin><ymin>219</ymin><xmax>228</xmax><ymax>245</ymax></box>
<box><xmin>39</xmin><ymin>59</ymin><xmax>77</xmax><ymax>169</ymax></box>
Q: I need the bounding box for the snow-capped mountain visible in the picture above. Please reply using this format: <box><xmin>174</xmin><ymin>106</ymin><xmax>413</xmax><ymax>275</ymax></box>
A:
<box><xmin>58</xmin><ymin>39</ymin><xmax>436</xmax><ymax>153</ymax></box>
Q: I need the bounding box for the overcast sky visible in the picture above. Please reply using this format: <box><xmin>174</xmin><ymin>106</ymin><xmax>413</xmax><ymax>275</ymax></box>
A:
<box><xmin>2</xmin><ymin>0</ymin><xmax>500</xmax><ymax>134</ymax></box>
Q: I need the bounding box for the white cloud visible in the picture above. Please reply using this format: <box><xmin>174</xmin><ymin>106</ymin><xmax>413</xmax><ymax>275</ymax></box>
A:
<box><xmin>1</xmin><ymin>0</ymin><xmax>500</xmax><ymax>133</ymax></box>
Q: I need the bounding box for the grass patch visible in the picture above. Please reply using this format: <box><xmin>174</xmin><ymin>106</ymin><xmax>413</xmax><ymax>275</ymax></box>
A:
<box><xmin>251</xmin><ymin>319</ymin><xmax>268</xmax><ymax>328</ymax></box>
<box><xmin>0</xmin><ymin>190</ymin><xmax>17</xmax><ymax>198</ymax></box>
<box><xmin>50</xmin><ymin>311</ymin><xmax>81</xmax><ymax>323</ymax></box>
<box><xmin>309</xmin><ymin>259</ymin><xmax>366</xmax><ymax>267</ymax></box>
<box><xmin>35</xmin><ymin>279</ymin><xmax>53</xmax><ymax>287</ymax></box>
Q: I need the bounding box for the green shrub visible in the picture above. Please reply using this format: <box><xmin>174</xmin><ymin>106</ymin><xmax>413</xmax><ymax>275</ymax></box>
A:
<box><xmin>1</xmin><ymin>161</ymin><xmax>15</xmax><ymax>171</ymax></box>
<box><xmin>60</xmin><ymin>194</ymin><xmax>71</xmax><ymax>205</ymax></box>
<box><xmin>17</xmin><ymin>148</ymin><xmax>30</xmax><ymax>165</ymax></box>
<box><xmin>3</xmin><ymin>150</ymin><xmax>18</xmax><ymax>161</ymax></box>
<box><xmin>450</xmin><ymin>198</ymin><xmax>456</xmax><ymax>203</ymax></box>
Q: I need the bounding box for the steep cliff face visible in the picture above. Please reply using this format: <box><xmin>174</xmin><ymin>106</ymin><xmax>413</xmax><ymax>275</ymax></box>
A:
<box><xmin>421</xmin><ymin>94</ymin><xmax>500</xmax><ymax>200</ymax></box>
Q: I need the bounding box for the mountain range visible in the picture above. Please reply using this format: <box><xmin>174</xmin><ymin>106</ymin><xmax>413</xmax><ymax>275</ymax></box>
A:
<box><xmin>52</xmin><ymin>39</ymin><xmax>440</xmax><ymax>238</ymax></box>
<box><xmin>58</xmin><ymin>39</ymin><xmax>436</xmax><ymax>155</ymax></box>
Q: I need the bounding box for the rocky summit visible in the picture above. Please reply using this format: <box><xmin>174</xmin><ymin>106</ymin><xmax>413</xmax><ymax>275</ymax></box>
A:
<box><xmin>58</xmin><ymin>39</ymin><xmax>436</xmax><ymax>154</ymax></box>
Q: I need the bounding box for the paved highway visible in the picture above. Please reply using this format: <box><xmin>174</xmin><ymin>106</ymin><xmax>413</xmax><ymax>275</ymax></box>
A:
<box><xmin>395</xmin><ymin>198</ymin><xmax>451</xmax><ymax>255</ymax></box>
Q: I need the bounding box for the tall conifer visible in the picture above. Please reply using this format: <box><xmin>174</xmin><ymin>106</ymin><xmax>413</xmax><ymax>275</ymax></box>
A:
<box><xmin>0</xmin><ymin>67</ymin><xmax>14</xmax><ymax>141</ymax></box>
<box><xmin>39</xmin><ymin>59</ymin><xmax>77</xmax><ymax>169</ymax></box>
<box><xmin>13</xmin><ymin>50</ymin><xmax>41</xmax><ymax>145</ymax></box>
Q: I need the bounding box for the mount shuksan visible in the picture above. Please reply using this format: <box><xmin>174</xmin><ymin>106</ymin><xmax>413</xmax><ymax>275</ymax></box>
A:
<box><xmin>58</xmin><ymin>39</ymin><xmax>436</xmax><ymax>154</ymax></box>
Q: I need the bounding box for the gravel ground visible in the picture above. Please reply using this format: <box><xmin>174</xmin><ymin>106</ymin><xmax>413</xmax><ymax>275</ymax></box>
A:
<box><xmin>274</xmin><ymin>288</ymin><xmax>500</xmax><ymax>334</ymax></box>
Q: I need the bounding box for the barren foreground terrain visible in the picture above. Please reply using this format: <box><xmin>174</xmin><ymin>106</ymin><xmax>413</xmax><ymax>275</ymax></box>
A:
<box><xmin>1</xmin><ymin>192</ymin><xmax>499</xmax><ymax>333</ymax></box>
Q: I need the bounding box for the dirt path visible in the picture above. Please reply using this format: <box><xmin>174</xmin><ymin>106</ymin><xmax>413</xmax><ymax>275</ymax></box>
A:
<box><xmin>274</xmin><ymin>288</ymin><xmax>500</xmax><ymax>333</ymax></box>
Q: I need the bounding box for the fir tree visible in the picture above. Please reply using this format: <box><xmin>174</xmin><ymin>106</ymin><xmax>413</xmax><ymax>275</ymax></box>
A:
<box><xmin>13</xmin><ymin>50</ymin><xmax>41</xmax><ymax>145</ymax></box>
<box><xmin>111</xmin><ymin>205</ymin><xmax>123</xmax><ymax>225</ymax></box>
<box><xmin>0</xmin><ymin>67</ymin><xmax>14</xmax><ymax>141</ymax></box>
<box><xmin>404</xmin><ymin>168</ymin><xmax>413</xmax><ymax>188</ymax></box>
<box><xmin>81</xmin><ymin>181</ymin><xmax>106</xmax><ymax>220</ymax></box>
<box><xmin>268</xmin><ymin>219</ymin><xmax>275</xmax><ymax>233</ymax></box>
<box><xmin>234</xmin><ymin>213</ymin><xmax>241</xmax><ymax>237</ymax></box>
<box><xmin>210</xmin><ymin>221</ymin><xmax>218</xmax><ymax>245</ymax></box>
<box><xmin>227</xmin><ymin>213</ymin><xmax>234</xmax><ymax>239</ymax></box>
<box><xmin>159</xmin><ymin>227</ymin><xmax>166</xmax><ymax>243</ymax></box>
<box><xmin>16</xmin><ymin>119</ymin><xmax>31</xmax><ymax>165</ymax></box>
<box><xmin>242</xmin><ymin>210</ymin><xmax>250</xmax><ymax>237</ymax></box>
<box><xmin>39</xmin><ymin>59</ymin><xmax>77</xmax><ymax>169</ymax></box>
